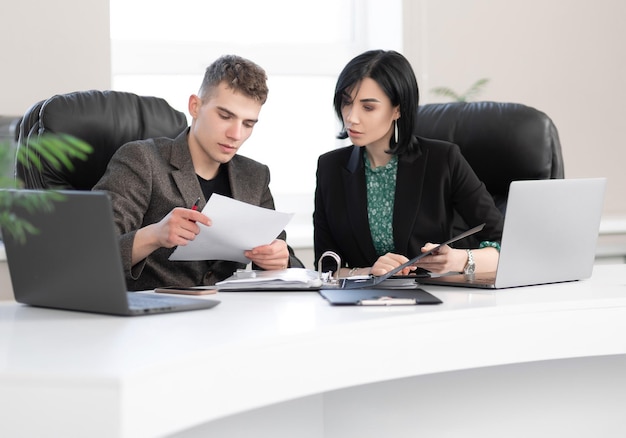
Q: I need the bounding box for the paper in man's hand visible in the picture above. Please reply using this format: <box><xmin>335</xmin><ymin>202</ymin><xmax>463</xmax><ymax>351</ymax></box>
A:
<box><xmin>169</xmin><ymin>194</ymin><xmax>294</xmax><ymax>263</ymax></box>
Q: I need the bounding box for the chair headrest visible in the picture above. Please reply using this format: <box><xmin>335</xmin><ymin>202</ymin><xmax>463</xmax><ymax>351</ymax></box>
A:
<box><xmin>16</xmin><ymin>90</ymin><xmax>188</xmax><ymax>190</ymax></box>
<box><xmin>416</xmin><ymin>101</ymin><xmax>564</xmax><ymax>197</ymax></box>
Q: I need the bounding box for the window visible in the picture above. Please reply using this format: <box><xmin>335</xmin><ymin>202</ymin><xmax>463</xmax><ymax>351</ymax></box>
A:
<box><xmin>110</xmin><ymin>0</ymin><xmax>402</xmax><ymax>247</ymax></box>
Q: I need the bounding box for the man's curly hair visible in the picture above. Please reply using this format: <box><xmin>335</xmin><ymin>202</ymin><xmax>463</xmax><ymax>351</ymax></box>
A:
<box><xmin>199</xmin><ymin>54</ymin><xmax>269</xmax><ymax>104</ymax></box>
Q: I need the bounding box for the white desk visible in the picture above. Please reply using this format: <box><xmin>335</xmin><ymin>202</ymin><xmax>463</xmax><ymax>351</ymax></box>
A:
<box><xmin>1</xmin><ymin>265</ymin><xmax>626</xmax><ymax>438</ymax></box>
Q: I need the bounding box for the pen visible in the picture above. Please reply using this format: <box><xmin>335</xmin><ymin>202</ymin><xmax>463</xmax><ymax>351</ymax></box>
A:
<box><xmin>191</xmin><ymin>197</ymin><xmax>201</xmax><ymax>211</ymax></box>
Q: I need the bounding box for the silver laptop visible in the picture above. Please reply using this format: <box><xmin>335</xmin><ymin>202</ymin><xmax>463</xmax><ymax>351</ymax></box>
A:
<box><xmin>1</xmin><ymin>190</ymin><xmax>220</xmax><ymax>315</ymax></box>
<box><xmin>419</xmin><ymin>178</ymin><xmax>607</xmax><ymax>289</ymax></box>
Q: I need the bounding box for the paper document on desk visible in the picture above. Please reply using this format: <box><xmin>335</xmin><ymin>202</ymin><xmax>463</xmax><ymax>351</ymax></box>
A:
<box><xmin>216</xmin><ymin>268</ymin><xmax>323</xmax><ymax>290</ymax></box>
<box><xmin>169</xmin><ymin>194</ymin><xmax>294</xmax><ymax>263</ymax></box>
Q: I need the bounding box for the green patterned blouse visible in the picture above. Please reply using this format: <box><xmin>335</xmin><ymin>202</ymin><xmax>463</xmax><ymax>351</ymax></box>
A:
<box><xmin>364</xmin><ymin>153</ymin><xmax>398</xmax><ymax>256</ymax></box>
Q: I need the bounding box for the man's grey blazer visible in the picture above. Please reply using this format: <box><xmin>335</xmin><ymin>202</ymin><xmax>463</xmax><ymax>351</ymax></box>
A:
<box><xmin>93</xmin><ymin>129</ymin><xmax>303</xmax><ymax>291</ymax></box>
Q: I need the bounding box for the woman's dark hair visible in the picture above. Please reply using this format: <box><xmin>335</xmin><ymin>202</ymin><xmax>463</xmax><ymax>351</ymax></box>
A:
<box><xmin>333</xmin><ymin>50</ymin><xmax>419</xmax><ymax>155</ymax></box>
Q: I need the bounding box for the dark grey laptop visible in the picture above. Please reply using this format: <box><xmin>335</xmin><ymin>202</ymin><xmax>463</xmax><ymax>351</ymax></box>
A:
<box><xmin>1</xmin><ymin>190</ymin><xmax>219</xmax><ymax>315</ymax></box>
<box><xmin>419</xmin><ymin>178</ymin><xmax>607</xmax><ymax>289</ymax></box>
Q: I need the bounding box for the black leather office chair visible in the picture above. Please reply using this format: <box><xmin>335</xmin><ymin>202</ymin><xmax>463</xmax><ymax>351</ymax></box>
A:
<box><xmin>415</xmin><ymin>101</ymin><xmax>564</xmax><ymax>215</ymax></box>
<box><xmin>15</xmin><ymin>90</ymin><xmax>188</xmax><ymax>190</ymax></box>
<box><xmin>415</xmin><ymin>101</ymin><xmax>564</xmax><ymax>246</ymax></box>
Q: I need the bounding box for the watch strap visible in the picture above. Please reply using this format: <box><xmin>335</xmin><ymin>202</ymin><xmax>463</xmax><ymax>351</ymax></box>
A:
<box><xmin>463</xmin><ymin>249</ymin><xmax>475</xmax><ymax>275</ymax></box>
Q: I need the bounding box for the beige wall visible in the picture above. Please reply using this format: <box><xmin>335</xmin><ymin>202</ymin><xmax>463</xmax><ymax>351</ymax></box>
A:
<box><xmin>1</xmin><ymin>0</ymin><xmax>624</xmax><ymax>213</ymax></box>
<box><xmin>0</xmin><ymin>0</ymin><xmax>111</xmax><ymax>116</ymax></box>
<box><xmin>403</xmin><ymin>0</ymin><xmax>626</xmax><ymax>216</ymax></box>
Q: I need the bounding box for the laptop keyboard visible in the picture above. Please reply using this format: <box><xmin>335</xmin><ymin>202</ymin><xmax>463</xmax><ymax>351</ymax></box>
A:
<box><xmin>127</xmin><ymin>293</ymin><xmax>197</xmax><ymax>310</ymax></box>
<box><xmin>469</xmin><ymin>273</ymin><xmax>496</xmax><ymax>283</ymax></box>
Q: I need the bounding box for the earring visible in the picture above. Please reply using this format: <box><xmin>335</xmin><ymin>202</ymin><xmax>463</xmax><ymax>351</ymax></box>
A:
<box><xmin>394</xmin><ymin>120</ymin><xmax>399</xmax><ymax>144</ymax></box>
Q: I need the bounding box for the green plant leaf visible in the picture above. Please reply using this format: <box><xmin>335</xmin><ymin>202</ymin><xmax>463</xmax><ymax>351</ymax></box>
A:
<box><xmin>430</xmin><ymin>78</ymin><xmax>490</xmax><ymax>102</ymax></box>
<box><xmin>18</xmin><ymin>133</ymin><xmax>93</xmax><ymax>172</ymax></box>
<box><xmin>462</xmin><ymin>78</ymin><xmax>490</xmax><ymax>102</ymax></box>
<box><xmin>0</xmin><ymin>133</ymin><xmax>93</xmax><ymax>243</ymax></box>
<box><xmin>430</xmin><ymin>86</ymin><xmax>462</xmax><ymax>101</ymax></box>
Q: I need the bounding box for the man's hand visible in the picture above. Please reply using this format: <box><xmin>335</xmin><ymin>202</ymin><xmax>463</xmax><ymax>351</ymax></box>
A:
<box><xmin>131</xmin><ymin>207</ymin><xmax>211</xmax><ymax>265</ymax></box>
<box><xmin>154</xmin><ymin>207</ymin><xmax>212</xmax><ymax>248</ymax></box>
<box><xmin>244</xmin><ymin>239</ymin><xmax>290</xmax><ymax>270</ymax></box>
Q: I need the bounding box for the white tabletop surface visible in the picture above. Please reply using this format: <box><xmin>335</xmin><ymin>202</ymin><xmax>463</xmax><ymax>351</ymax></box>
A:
<box><xmin>1</xmin><ymin>264</ymin><xmax>626</xmax><ymax>437</ymax></box>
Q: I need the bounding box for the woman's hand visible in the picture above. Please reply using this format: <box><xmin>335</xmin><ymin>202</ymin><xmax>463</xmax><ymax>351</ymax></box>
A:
<box><xmin>414</xmin><ymin>244</ymin><xmax>467</xmax><ymax>274</ymax></box>
<box><xmin>370</xmin><ymin>252</ymin><xmax>416</xmax><ymax>276</ymax></box>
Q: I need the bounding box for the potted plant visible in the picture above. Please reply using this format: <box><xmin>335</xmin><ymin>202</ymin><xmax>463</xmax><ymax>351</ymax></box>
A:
<box><xmin>430</xmin><ymin>78</ymin><xmax>490</xmax><ymax>102</ymax></box>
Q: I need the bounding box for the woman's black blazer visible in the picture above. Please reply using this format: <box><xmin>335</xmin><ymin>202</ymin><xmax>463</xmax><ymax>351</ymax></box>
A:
<box><xmin>313</xmin><ymin>136</ymin><xmax>504</xmax><ymax>269</ymax></box>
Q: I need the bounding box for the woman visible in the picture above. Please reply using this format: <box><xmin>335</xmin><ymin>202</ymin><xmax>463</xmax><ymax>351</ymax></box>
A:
<box><xmin>314</xmin><ymin>50</ymin><xmax>504</xmax><ymax>277</ymax></box>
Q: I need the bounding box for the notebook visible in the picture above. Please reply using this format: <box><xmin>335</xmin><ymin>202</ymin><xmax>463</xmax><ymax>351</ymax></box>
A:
<box><xmin>1</xmin><ymin>190</ymin><xmax>220</xmax><ymax>316</ymax></box>
<box><xmin>321</xmin><ymin>223</ymin><xmax>485</xmax><ymax>290</ymax></box>
<box><xmin>418</xmin><ymin>178</ymin><xmax>607</xmax><ymax>289</ymax></box>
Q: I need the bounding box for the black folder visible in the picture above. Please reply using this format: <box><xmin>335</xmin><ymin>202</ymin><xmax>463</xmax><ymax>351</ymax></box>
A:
<box><xmin>319</xmin><ymin>288</ymin><xmax>442</xmax><ymax>306</ymax></box>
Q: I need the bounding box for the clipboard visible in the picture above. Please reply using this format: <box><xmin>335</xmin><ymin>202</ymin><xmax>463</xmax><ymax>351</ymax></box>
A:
<box><xmin>319</xmin><ymin>288</ymin><xmax>442</xmax><ymax>306</ymax></box>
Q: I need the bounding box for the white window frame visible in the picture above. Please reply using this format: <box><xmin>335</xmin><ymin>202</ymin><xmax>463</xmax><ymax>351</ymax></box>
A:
<box><xmin>110</xmin><ymin>0</ymin><xmax>402</xmax><ymax>248</ymax></box>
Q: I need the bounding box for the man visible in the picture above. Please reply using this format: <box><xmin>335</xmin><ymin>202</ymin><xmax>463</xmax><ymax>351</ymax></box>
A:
<box><xmin>94</xmin><ymin>55</ymin><xmax>303</xmax><ymax>290</ymax></box>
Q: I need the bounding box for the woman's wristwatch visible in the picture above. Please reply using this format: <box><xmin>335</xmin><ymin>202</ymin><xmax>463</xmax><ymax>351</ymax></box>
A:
<box><xmin>463</xmin><ymin>249</ymin><xmax>475</xmax><ymax>275</ymax></box>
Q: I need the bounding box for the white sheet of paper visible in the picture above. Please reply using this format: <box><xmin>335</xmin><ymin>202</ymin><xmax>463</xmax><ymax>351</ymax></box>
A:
<box><xmin>169</xmin><ymin>194</ymin><xmax>294</xmax><ymax>263</ymax></box>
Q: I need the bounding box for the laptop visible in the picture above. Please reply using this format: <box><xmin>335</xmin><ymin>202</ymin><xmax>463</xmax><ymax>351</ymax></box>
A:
<box><xmin>418</xmin><ymin>178</ymin><xmax>607</xmax><ymax>289</ymax></box>
<box><xmin>1</xmin><ymin>190</ymin><xmax>220</xmax><ymax>315</ymax></box>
